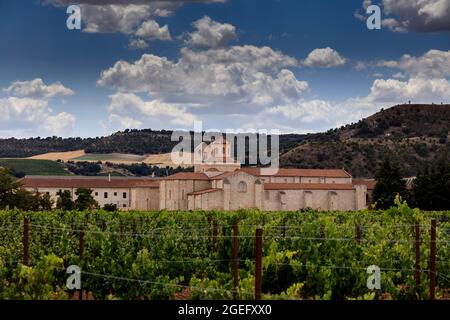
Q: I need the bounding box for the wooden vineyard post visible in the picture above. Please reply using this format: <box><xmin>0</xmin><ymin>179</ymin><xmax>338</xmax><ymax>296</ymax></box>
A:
<box><xmin>79</xmin><ymin>229</ymin><xmax>84</xmax><ymax>260</ymax></box>
<box><xmin>50</xmin><ymin>222</ymin><xmax>54</xmax><ymax>241</ymax></box>
<box><xmin>222</xmin><ymin>226</ymin><xmax>229</xmax><ymax>270</ymax></box>
<box><xmin>233</xmin><ymin>222</ymin><xmax>239</xmax><ymax>299</ymax></box>
<box><xmin>212</xmin><ymin>222</ymin><xmax>218</xmax><ymax>253</ymax></box>
<box><xmin>208</xmin><ymin>218</ymin><xmax>212</xmax><ymax>251</ymax></box>
<box><xmin>79</xmin><ymin>229</ymin><xmax>84</xmax><ymax>301</ymax></box>
<box><xmin>22</xmin><ymin>218</ymin><xmax>29</xmax><ymax>266</ymax></box>
<box><xmin>319</xmin><ymin>224</ymin><xmax>325</xmax><ymax>242</ymax></box>
<box><xmin>355</xmin><ymin>224</ymin><xmax>361</xmax><ymax>245</ymax></box>
<box><xmin>255</xmin><ymin>228</ymin><xmax>263</xmax><ymax>300</ymax></box>
<box><xmin>429</xmin><ymin>219</ymin><xmax>436</xmax><ymax>300</ymax></box>
<box><xmin>415</xmin><ymin>224</ymin><xmax>421</xmax><ymax>291</ymax></box>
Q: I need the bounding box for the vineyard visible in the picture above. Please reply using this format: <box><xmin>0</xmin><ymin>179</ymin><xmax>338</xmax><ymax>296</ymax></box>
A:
<box><xmin>1</xmin><ymin>199</ymin><xmax>450</xmax><ymax>300</ymax></box>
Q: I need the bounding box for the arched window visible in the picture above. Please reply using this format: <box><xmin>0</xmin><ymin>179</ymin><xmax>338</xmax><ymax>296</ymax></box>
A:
<box><xmin>238</xmin><ymin>181</ymin><xmax>247</xmax><ymax>193</ymax></box>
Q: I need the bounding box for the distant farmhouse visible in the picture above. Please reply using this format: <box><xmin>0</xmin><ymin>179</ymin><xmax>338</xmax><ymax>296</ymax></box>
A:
<box><xmin>21</xmin><ymin>138</ymin><xmax>372</xmax><ymax>211</ymax></box>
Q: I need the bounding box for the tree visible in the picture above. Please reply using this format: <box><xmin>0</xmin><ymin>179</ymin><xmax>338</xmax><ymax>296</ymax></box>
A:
<box><xmin>103</xmin><ymin>203</ymin><xmax>117</xmax><ymax>212</ymax></box>
<box><xmin>413</xmin><ymin>154</ymin><xmax>450</xmax><ymax>210</ymax></box>
<box><xmin>432</xmin><ymin>155</ymin><xmax>450</xmax><ymax>210</ymax></box>
<box><xmin>39</xmin><ymin>193</ymin><xmax>54</xmax><ymax>210</ymax></box>
<box><xmin>74</xmin><ymin>188</ymin><xmax>98</xmax><ymax>211</ymax></box>
<box><xmin>373</xmin><ymin>157</ymin><xmax>407</xmax><ymax>209</ymax></box>
<box><xmin>0</xmin><ymin>169</ymin><xmax>57</xmax><ymax>210</ymax></box>
<box><xmin>56</xmin><ymin>190</ymin><xmax>74</xmax><ymax>210</ymax></box>
<box><xmin>0</xmin><ymin>168</ymin><xmax>21</xmax><ymax>208</ymax></box>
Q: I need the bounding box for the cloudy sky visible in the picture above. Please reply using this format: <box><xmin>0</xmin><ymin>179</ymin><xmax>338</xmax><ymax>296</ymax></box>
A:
<box><xmin>0</xmin><ymin>0</ymin><xmax>449</xmax><ymax>138</ymax></box>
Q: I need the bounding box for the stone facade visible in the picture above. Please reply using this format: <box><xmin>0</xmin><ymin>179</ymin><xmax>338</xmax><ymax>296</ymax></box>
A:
<box><xmin>21</xmin><ymin>176</ymin><xmax>160</xmax><ymax>210</ymax></box>
<box><xmin>160</xmin><ymin>139</ymin><xmax>369</xmax><ymax>211</ymax></box>
<box><xmin>20</xmin><ymin>139</ymin><xmax>370</xmax><ymax>212</ymax></box>
<box><xmin>163</xmin><ymin>169</ymin><xmax>368</xmax><ymax>212</ymax></box>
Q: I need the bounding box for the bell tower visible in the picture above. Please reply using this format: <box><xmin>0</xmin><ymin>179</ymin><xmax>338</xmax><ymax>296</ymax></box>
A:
<box><xmin>193</xmin><ymin>137</ymin><xmax>241</xmax><ymax>173</ymax></box>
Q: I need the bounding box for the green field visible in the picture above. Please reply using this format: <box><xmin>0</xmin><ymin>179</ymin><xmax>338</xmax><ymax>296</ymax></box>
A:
<box><xmin>0</xmin><ymin>158</ymin><xmax>68</xmax><ymax>176</ymax></box>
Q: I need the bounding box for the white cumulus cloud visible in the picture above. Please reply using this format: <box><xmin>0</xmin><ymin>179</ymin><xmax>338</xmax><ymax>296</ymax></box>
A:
<box><xmin>266</xmin><ymin>100</ymin><xmax>335</xmax><ymax>124</ymax></box>
<box><xmin>359</xmin><ymin>0</ymin><xmax>450</xmax><ymax>32</ymax></box>
<box><xmin>0</xmin><ymin>97</ymin><xmax>76</xmax><ymax>137</ymax></box>
<box><xmin>4</xmin><ymin>78</ymin><xmax>74</xmax><ymax>99</ymax></box>
<box><xmin>44</xmin><ymin>0</ymin><xmax>227</xmax><ymax>48</ymax></box>
<box><xmin>367</xmin><ymin>77</ymin><xmax>450</xmax><ymax>102</ymax></box>
<box><xmin>135</xmin><ymin>20</ymin><xmax>172</xmax><ymax>40</ymax></box>
<box><xmin>127</xmin><ymin>38</ymin><xmax>149</xmax><ymax>49</ymax></box>
<box><xmin>98</xmin><ymin>43</ymin><xmax>306</xmax><ymax>106</ymax></box>
<box><xmin>377</xmin><ymin>49</ymin><xmax>450</xmax><ymax>78</ymax></box>
<box><xmin>41</xmin><ymin>112</ymin><xmax>77</xmax><ymax>136</ymax></box>
<box><xmin>261</xmin><ymin>74</ymin><xmax>450</xmax><ymax>133</ymax></box>
<box><xmin>0</xmin><ymin>79</ymin><xmax>76</xmax><ymax>137</ymax></box>
<box><xmin>96</xmin><ymin>18</ymin><xmax>313</xmax><ymax>132</ymax></box>
<box><xmin>186</xmin><ymin>16</ymin><xmax>236</xmax><ymax>49</ymax></box>
<box><xmin>106</xmin><ymin>92</ymin><xmax>197</xmax><ymax>129</ymax></box>
<box><xmin>303</xmin><ymin>47</ymin><xmax>346</xmax><ymax>68</ymax></box>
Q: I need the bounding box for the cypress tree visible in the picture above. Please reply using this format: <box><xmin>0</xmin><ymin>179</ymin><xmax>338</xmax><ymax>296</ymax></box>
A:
<box><xmin>413</xmin><ymin>153</ymin><xmax>450</xmax><ymax>210</ymax></box>
<box><xmin>373</xmin><ymin>157</ymin><xmax>407</xmax><ymax>209</ymax></box>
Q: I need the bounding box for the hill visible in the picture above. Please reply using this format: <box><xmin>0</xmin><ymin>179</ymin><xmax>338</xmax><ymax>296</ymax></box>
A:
<box><xmin>0</xmin><ymin>130</ymin><xmax>177</xmax><ymax>158</ymax></box>
<box><xmin>0</xmin><ymin>129</ymin><xmax>307</xmax><ymax>158</ymax></box>
<box><xmin>0</xmin><ymin>104</ymin><xmax>448</xmax><ymax>178</ymax></box>
<box><xmin>280</xmin><ymin>104</ymin><xmax>450</xmax><ymax>177</ymax></box>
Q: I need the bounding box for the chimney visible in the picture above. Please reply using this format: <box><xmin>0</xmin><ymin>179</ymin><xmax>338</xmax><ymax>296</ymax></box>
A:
<box><xmin>108</xmin><ymin>173</ymin><xmax>111</xmax><ymax>182</ymax></box>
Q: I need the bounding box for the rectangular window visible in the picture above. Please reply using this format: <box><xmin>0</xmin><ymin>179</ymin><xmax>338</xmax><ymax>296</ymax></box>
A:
<box><xmin>114</xmin><ymin>192</ymin><xmax>117</xmax><ymax>196</ymax></box>
<box><xmin>123</xmin><ymin>204</ymin><xmax>126</xmax><ymax>208</ymax></box>
<box><xmin>95</xmin><ymin>192</ymin><xmax>98</xmax><ymax>196</ymax></box>
<box><xmin>104</xmin><ymin>192</ymin><xmax>108</xmax><ymax>199</ymax></box>
<box><xmin>123</xmin><ymin>192</ymin><xmax>127</xmax><ymax>199</ymax></box>
<box><xmin>46</xmin><ymin>192</ymin><xmax>50</xmax><ymax>195</ymax></box>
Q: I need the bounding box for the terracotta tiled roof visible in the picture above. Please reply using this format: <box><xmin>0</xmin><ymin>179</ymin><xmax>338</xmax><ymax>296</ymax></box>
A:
<box><xmin>353</xmin><ymin>179</ymin><xmax>376</xmax><ymax>190</ymax></box>
<box><xmin>210</xmin><ymin>171</ymin><xmax>236</xmax><ymax>180</ymax></box>
<box><xmin>21</xmin><ymin>176</ymin><xmax>160</xmax><ymax>189</ymax></box>
<box><xmin>235</xmin><ymin>168</ymin><xmax>352</xmax><ymax>178</ymax></box>
<box><xmin>164</xmin><ymin>172</ymin><xmax>209</xmax><ymax>181</ymax></box>
<box><xmin>210</xmin><ymin>168</ymin><xmax>352</xmax><ymax>180</ymax></box>
<box><xmin>204</xmin><ymin>171</ymin><xmax>226</xmax><ymax>179</ymax></box>
<box><xmin>264</xmin><ymin>183</ymin><xmax>355</xmax><ymax>191</ymax></box>
<box><xmin>187</xmin><ymin>188</ymin><xmax>222</xmax><ymax>196</ymax></box>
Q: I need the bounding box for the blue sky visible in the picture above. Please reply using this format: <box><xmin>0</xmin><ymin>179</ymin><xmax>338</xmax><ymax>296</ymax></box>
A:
<box><xmin>0</xmin><ymin>0</ymin><xmax>449</xmax><ymax>138</ymax></box>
